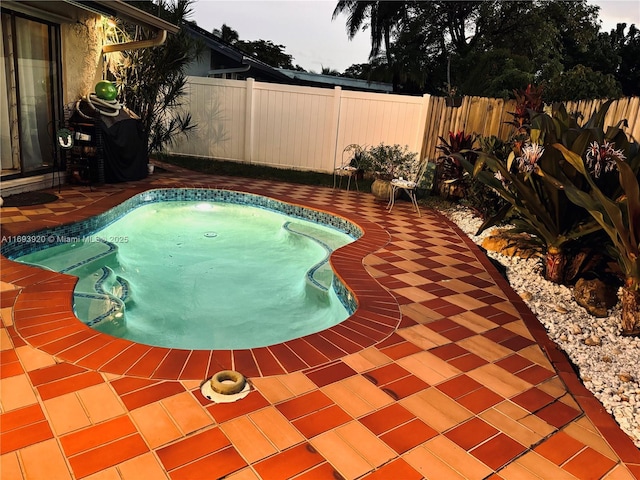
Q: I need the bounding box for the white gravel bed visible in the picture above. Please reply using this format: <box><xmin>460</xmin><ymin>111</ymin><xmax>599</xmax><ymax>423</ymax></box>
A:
<box><xmin>427</xmin><ymin>198</ymin><xmax>640</xmax><ymax>448</ymax></box>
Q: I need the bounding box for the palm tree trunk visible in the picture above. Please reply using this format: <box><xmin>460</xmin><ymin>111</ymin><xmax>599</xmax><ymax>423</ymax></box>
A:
<box><xmin>621</xmin><ymin>278</ymin><xmax>640</xmax><ymax>335</ymax></box>
<box><xmin>545</xmin><ymin>247</ymin><xmax>566</xmax><ymax>284</ymax></box>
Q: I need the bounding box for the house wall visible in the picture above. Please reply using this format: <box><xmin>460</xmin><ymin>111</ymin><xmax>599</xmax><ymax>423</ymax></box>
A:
<box><xmin>60</xmin><ymin>14</ymin><xmax>105</xmax><ymax>105</ymax></box>
<box><xmin>169</xmin><ymin>76</ymin><xmax>430</xmax><ymax>173</ymax></box>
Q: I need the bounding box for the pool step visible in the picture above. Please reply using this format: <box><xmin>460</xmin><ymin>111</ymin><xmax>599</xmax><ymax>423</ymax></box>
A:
<box><xmin>14</xmin><ymin>239</ymin><xmax>117</xmax><ymax>274</ymax></box>
<box><xmin>283</xmin><ymin>222</ymin><xmax>333</xmax><ymax>291</ymax></box>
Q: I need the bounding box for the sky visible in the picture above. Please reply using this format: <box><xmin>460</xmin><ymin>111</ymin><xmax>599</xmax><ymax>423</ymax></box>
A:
<box><xmin>190</xmin><ymin>0</ymin><xmax>640</xmax><ymax>73</ymax></box>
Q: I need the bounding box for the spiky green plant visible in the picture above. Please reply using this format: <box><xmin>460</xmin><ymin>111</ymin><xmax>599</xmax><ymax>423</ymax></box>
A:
<box><xmin>550</xmin><ymin>142</ymin><xmax>640</xmax><ymax>334</ymax></box>
<box><xmin>457</xmin><ymin>101</ymin><xmax>628</xmax><ymax>283</ymax></box>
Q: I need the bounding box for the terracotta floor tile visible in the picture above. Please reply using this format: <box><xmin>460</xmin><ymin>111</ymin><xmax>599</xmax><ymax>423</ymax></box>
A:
<box><xmin>533</xmin><ymin>431</ymin><xmax>585</xmax><ymax>465</ymax></box>
<box><xmin>563</xmin><ymin>447</ymin><xmax>615</xmax><ymax>480</ymax></box>
<box><xmin>161</xmin><ymin>391</ymin><xmax>212</xmax><ymax>435</ymax></box>
<box><xmin>83</xmin><ymin>467</ymin><xmax>124</xmax><ymax>480</ymax></box>
<box><xmin>253</xmin><ymin>443</ymin><xmax>325</xmax><ymax>480</ymax></box>
<box><xmin>293</xmin><ymin>404</ymin><xmax>352</xmax><ymax>438</ymax></box>
<box><xmin>457</xmin><ymin>386</ymin><xmax>504</xmax><ymax>414</ymax></box>
<box><xmin>207</xmin><ymin>390</ymin><xmax>270</xmax><ymax>423</ymax></box>
<box><xmin>76</xmin><ymin>383</ymin><xmax>126</xmax><ymax>424</ymax></box>
<box><xmin>305</xmin><ymin>360</ymin><xmax>357</xmax><ymax>388</ymax></box>
<box><xmin>0</xmin><ymin>420</ymin><xmax>53</xmax><ymax>454</ymax></box>
<box><xmin>20</xmin><ymin>438</ymin><xmax>72</xmax><ymax>480</ymax></box>
<box><xmin>0</xmin><ymin>403</ymin><xmax>45</xmax><ymax>433</ymax></box>
<box><xmin>69</xmin><ymin>434</ymin><xmax>149</xmax><ymax>478</ymax></box>
<box><xmin>120</xmin><ymin>381</ymin><xmax>185</xmax><ymax>411</ymax></box>
<box><xmin>130</xmin><ymin>402</ymin><xmax>182</xmax><ymax>449</ymax></box>
<box><xmin>512</xmin><ymin>387</ymin><xmax>556</xmax><ymax>412</ymax></box>
<box><xmin>400</xmin><ymin>389</ymin><xmax>473</xmax><ymax>433</ymax></box>
<box><xmin>436</xmin><ymin>374</ymin><xmax>483</xmax><ymax>399</ymax></box>
<box><xmin>37</xmin><ymin>371</ymin><xmax>104</xmax><ymax>400</ymax></box>
<box><xmin>378</xmin><ymin>339</ymin><xmax>423</xmax><ymax>360</ymax></box>
<box><xmin>221</xmin><ymin>416</ymin><xmax>278</xmax><ymax>463</ymax></box>
<box><xmin>169</xmin><ymin>446</ymin><xmax>247</xmax><ymax>480</ymax></box>
<box><xmin>14</xmin><ymin>344</ymin><xmax>57</xmax><ymax>371</ymax></box>
<box><xmin>480</xmin><ymin>407</ymin><xmax>545</xmax><ymax>448</ymax></box>
<box><xmin>516</xmin><ymin>364</ymin><xmax>556</xmax><ymax>385</ymax></box>
<box><xmin>276</xmin><ymin>390</ymin><xmax>333</xmax><ymax>421</ymax></box>
<box><xmin>445</xmin><ymin>417</ymin><xmax>499</xmax><ymax>450</ymax></box>
<box><xmin>470</xmin><ymin>433</ymin><xmax>525</xmax><ymax>470</ymax></box>
<box><xmin>276</xmin><ymin>371</ymin><xmax>317</xmax><ymax>396</ymax></box>
<box><xmin>360</xmin><ymin>403</ymin><xmax>416</xmax><ymax>435</ymax></box>
<box><xmin>335</xmin><ymin>421</ymin><xmax>396</xmax><ymax>468</ymax></box>
<box><xmin>512</xmin><ymin>451</ymin><xmax>581</xmax><ymax>480</ymax></box>
<box><xmin>0</xmin><ymin>452</ymin><xmax>23</xmax><ymax>480</ymax></box>
<box><xmin>0</xmin><ymin>374</ymin><xmax>39</xmax><ymax>411</ymax></box>
<box><xmin>251</xmin><ymin>376</ymin><xmax>296</xmax><ymax>404</ymax></box>
<box><xmin>43</xmin><ymin>392</ymin><xmax>91</xmax><ymax>435</ymax></box>
<box><xmin>380</xmin><ymin>418</ymin><xmax>437</xmax><ymax>453</ymax></box>
<box><xmin>381</xmin><ymin>374</ymin><xmax>429</xmax><ymax>400</ymax></box>
<box><xmin>363</xmin><ymin>363</ymin><xmax>410</xmax><ymax>385</ymax></box>
<box><xmin>466</xmin><ymin>364</ymin><xmax>532</xmax><ymax>398</ymax></box>
<box><xmin>156</xmin><ymin>427</ymin><xmax>230</xmax><ymax>471</ymax></box>
<box><xmin>311</xmin><ymin>430</ymin><xmax>373</xmax><ymax>479</ymax></box>
<box><xmin>396</xmin><ymin>351</ymin><xmax>462</xmax><ymax>385</ymax></box>
<box><xmin>249</xmin><ymin>406</ymin><xmax>305</xmax><ymax>450</ymax></box>
<box><xmin>403</xmin><ymin>446</ymin><xmax>468</xmax><ymax>480</ymax></box>
<box><xmin>341</xmin><ymin>347</ymin><xmax>391</xmax><ymax>372</ymax></box>
<box><xmin>457</xmin><ymin>335</ymin><xmax>514</xmax><ymax>362</ymax></box>
<box><xmin>364</xmin><ymin>458</ymin><xmax>423</xmax><ymax>480</ymax></box>
<box><xmin>496</xmin><ymin>353</ymin><xmax>534</xmax><ymax>373</ymax></box>
<box><xmin>321</xmin><ymin>379</ymin><xmax>381</xmax><ymax>418</ymax></box>
<box><xmin>224</xmin><ymin>468</ymin><xmax>261</xmax><ymax>480</ymax></box>
<box><xmin>424</xmin><ymin>436</ymin><xmax>494</xmax><ymax>479</ymax></box>
<box><xmin>117</xmin><ymin>452</ymin><xmax>169</xmax><ymax>480</ymax></box>
<box><xmin>60</xmin><ymin>416</ymin><xmax>137</xmax><ymax>457</ymax></box>
<box><xmin>536</xmin><ymin>400</ymin><xmax>581</xmax><ymax>429</ymax></box>
<box><xmin>293</xmin><ymin>462</ymin><xmax>342</xmax><ymax>480</ymax></box>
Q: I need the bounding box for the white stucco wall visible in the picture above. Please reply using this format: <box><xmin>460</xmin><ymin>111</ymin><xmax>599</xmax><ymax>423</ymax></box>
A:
<box><xmin>60</xmin><ymin>13</ymin><xmax>105</xmax><ymax>105</ymax></box>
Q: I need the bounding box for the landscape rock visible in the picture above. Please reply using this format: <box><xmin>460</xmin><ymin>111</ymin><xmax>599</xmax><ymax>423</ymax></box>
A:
<box><xmin>481</xmin><ymin>229</ymin><xmax>542</xmax><ymax>259</ymax></box>
<box><xmin>574</xmin><ymin>277</ymin><xmax>618</xmax><ymax>317</ymax></box>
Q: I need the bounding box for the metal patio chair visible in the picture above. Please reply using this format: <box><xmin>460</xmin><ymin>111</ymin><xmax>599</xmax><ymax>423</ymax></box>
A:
<box><xmin>387</xmin><ymin>159</ymin><xmax>430</xmax><ymax>217</ymax></box>
<box><xmin>333</xmin><ymin>144</ymin><xmax>364</xmax><ymax>192</ymax></box>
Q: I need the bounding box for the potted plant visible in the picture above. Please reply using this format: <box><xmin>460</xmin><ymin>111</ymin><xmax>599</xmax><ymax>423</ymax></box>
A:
<box><xmin>360</xmin><ymin>143</ymin><xmax>418</xmax><ymax>202</ymax></box>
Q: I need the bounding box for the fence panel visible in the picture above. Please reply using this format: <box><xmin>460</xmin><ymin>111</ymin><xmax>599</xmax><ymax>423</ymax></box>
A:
<box><xmin>173</xmin><ymin>77</ymin><xmax>639</xmax><ymax>172</ymax></box>
<box><xmin>174</xmin><ymin>77</ymin><xmax>248</xmax><ymax>161</ymax></box>
<box><xmin>335</xmin><ymin>91</ymin><xmax>427</xmax><ymax>161</ymax></box>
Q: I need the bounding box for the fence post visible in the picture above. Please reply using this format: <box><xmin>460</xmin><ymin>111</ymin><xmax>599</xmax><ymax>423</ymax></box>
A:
<box><xmin>329</xmin><ymin>86</ymin><xmax>342</xmax><ymax>174</ymax></box>
<box><xmin>416</xmin><ymin>94</ymin><xmax>431</xmax><ymax>159</ymax></box>
<box><xmin>244</xmin><ymin>78</ymin><xmax>255</xmax><ymax>164</ymax></box>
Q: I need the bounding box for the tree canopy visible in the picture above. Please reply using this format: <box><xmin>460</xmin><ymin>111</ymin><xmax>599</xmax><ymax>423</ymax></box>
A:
<box><xmin>335</xmin><ymin>0</ymin><xmax>638</xmax><ymax>100</ymax></box>
<box><xmin>212</xmin><ymin>23</ymin><xmax>304</xmax><ymax>70</ymax></box>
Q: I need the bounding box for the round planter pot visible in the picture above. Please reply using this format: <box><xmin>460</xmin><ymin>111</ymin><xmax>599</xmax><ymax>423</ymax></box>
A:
<box><xmin>371</xmin><ymin>178</ymin><xmax>399</xmax><ymax>202</ymax></box>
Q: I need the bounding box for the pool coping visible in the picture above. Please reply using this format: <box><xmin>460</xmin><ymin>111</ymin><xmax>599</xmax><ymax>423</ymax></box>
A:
<box><xmin>1</xmin><ymin>185</ymin><xmax>401</xmax><ymax>380</ymax></box>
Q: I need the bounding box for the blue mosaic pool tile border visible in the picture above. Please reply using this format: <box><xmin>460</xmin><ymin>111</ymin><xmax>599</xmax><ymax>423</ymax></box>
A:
<box><xmin>2</xmin><ymin>188</ymin><xmax>361</xmax><ymax>313</ymax></box>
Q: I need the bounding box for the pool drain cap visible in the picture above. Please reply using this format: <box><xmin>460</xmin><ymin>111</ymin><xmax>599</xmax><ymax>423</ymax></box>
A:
<box><xmin>210</xmin><ymin>370</ymin><xmax>246</xmax><ymax>395</ymax></box>
<box><xmin>200</xmin><ymin>370</ymin><xmax>250</xmax><ymax>403</ymax></box>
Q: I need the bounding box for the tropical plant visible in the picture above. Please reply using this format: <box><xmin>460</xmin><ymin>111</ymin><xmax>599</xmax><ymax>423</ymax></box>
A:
<box><xmin>457</xmin><ymin>102</ymin><xmax>627</xmax><ymax>284</ymax></box>
<box><xmin>435</xmin><ymin>130</ymin><xmax>476</xmax><ymax>199</ymax></box>
<box><xmin>551</xmin><ymin>142</ymin><xmax>640</xmax><ymax>334</ymax></box>
<box><xmin>107</xmin><ymin>0</ymin><xmax>204</xmax><ymax>155</ymax></box>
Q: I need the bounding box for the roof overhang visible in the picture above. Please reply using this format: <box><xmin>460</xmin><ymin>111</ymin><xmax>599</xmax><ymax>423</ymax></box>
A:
<box><xmin>1</xmin><ymin>1</ymin><xmax>179</xmax><ymax>34</ymax></box>
<box><xmin>74</xmin><ymin>0</ymin><xmax>180</xmax><ymax>34</ymax></box>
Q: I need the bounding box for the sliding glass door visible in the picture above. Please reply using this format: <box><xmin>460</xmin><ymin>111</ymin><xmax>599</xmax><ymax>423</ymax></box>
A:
<box><xmin>1</xmin><ymin>10</ymin><xmax>60</xmax><ymax>178</ymax></box>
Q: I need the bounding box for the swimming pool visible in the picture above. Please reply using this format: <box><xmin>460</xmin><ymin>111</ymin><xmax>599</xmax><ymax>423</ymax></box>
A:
<box><xmin>5</xmin><ymin>189</ymin><xmax>361</xmax><ymax>349</ymax></box>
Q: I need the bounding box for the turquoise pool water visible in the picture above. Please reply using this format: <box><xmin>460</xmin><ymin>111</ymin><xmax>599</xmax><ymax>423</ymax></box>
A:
<box><xmin>15</xmin><ymin>200</ymin><xmax>356</xmax><ymax>349</ymax></box>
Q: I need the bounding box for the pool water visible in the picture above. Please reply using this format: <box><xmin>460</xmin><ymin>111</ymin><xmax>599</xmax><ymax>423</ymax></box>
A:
<box><xmin>16</xmin><ymin>201</ymin><xmax>356</xmax><ymax>349</ymax></box>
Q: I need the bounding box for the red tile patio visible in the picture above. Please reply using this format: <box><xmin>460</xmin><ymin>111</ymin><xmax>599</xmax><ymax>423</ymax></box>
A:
<box><xmin>1</xmin><ymin>162</ymin><xmax>639</xmax><ymax>479</ymax></box>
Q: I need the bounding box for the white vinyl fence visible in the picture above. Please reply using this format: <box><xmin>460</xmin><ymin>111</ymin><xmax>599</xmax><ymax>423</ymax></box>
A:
<box><xmin>170</xmin><ymin>76</ymin><xmax>431</xmax><ymax>173</ymax></box>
